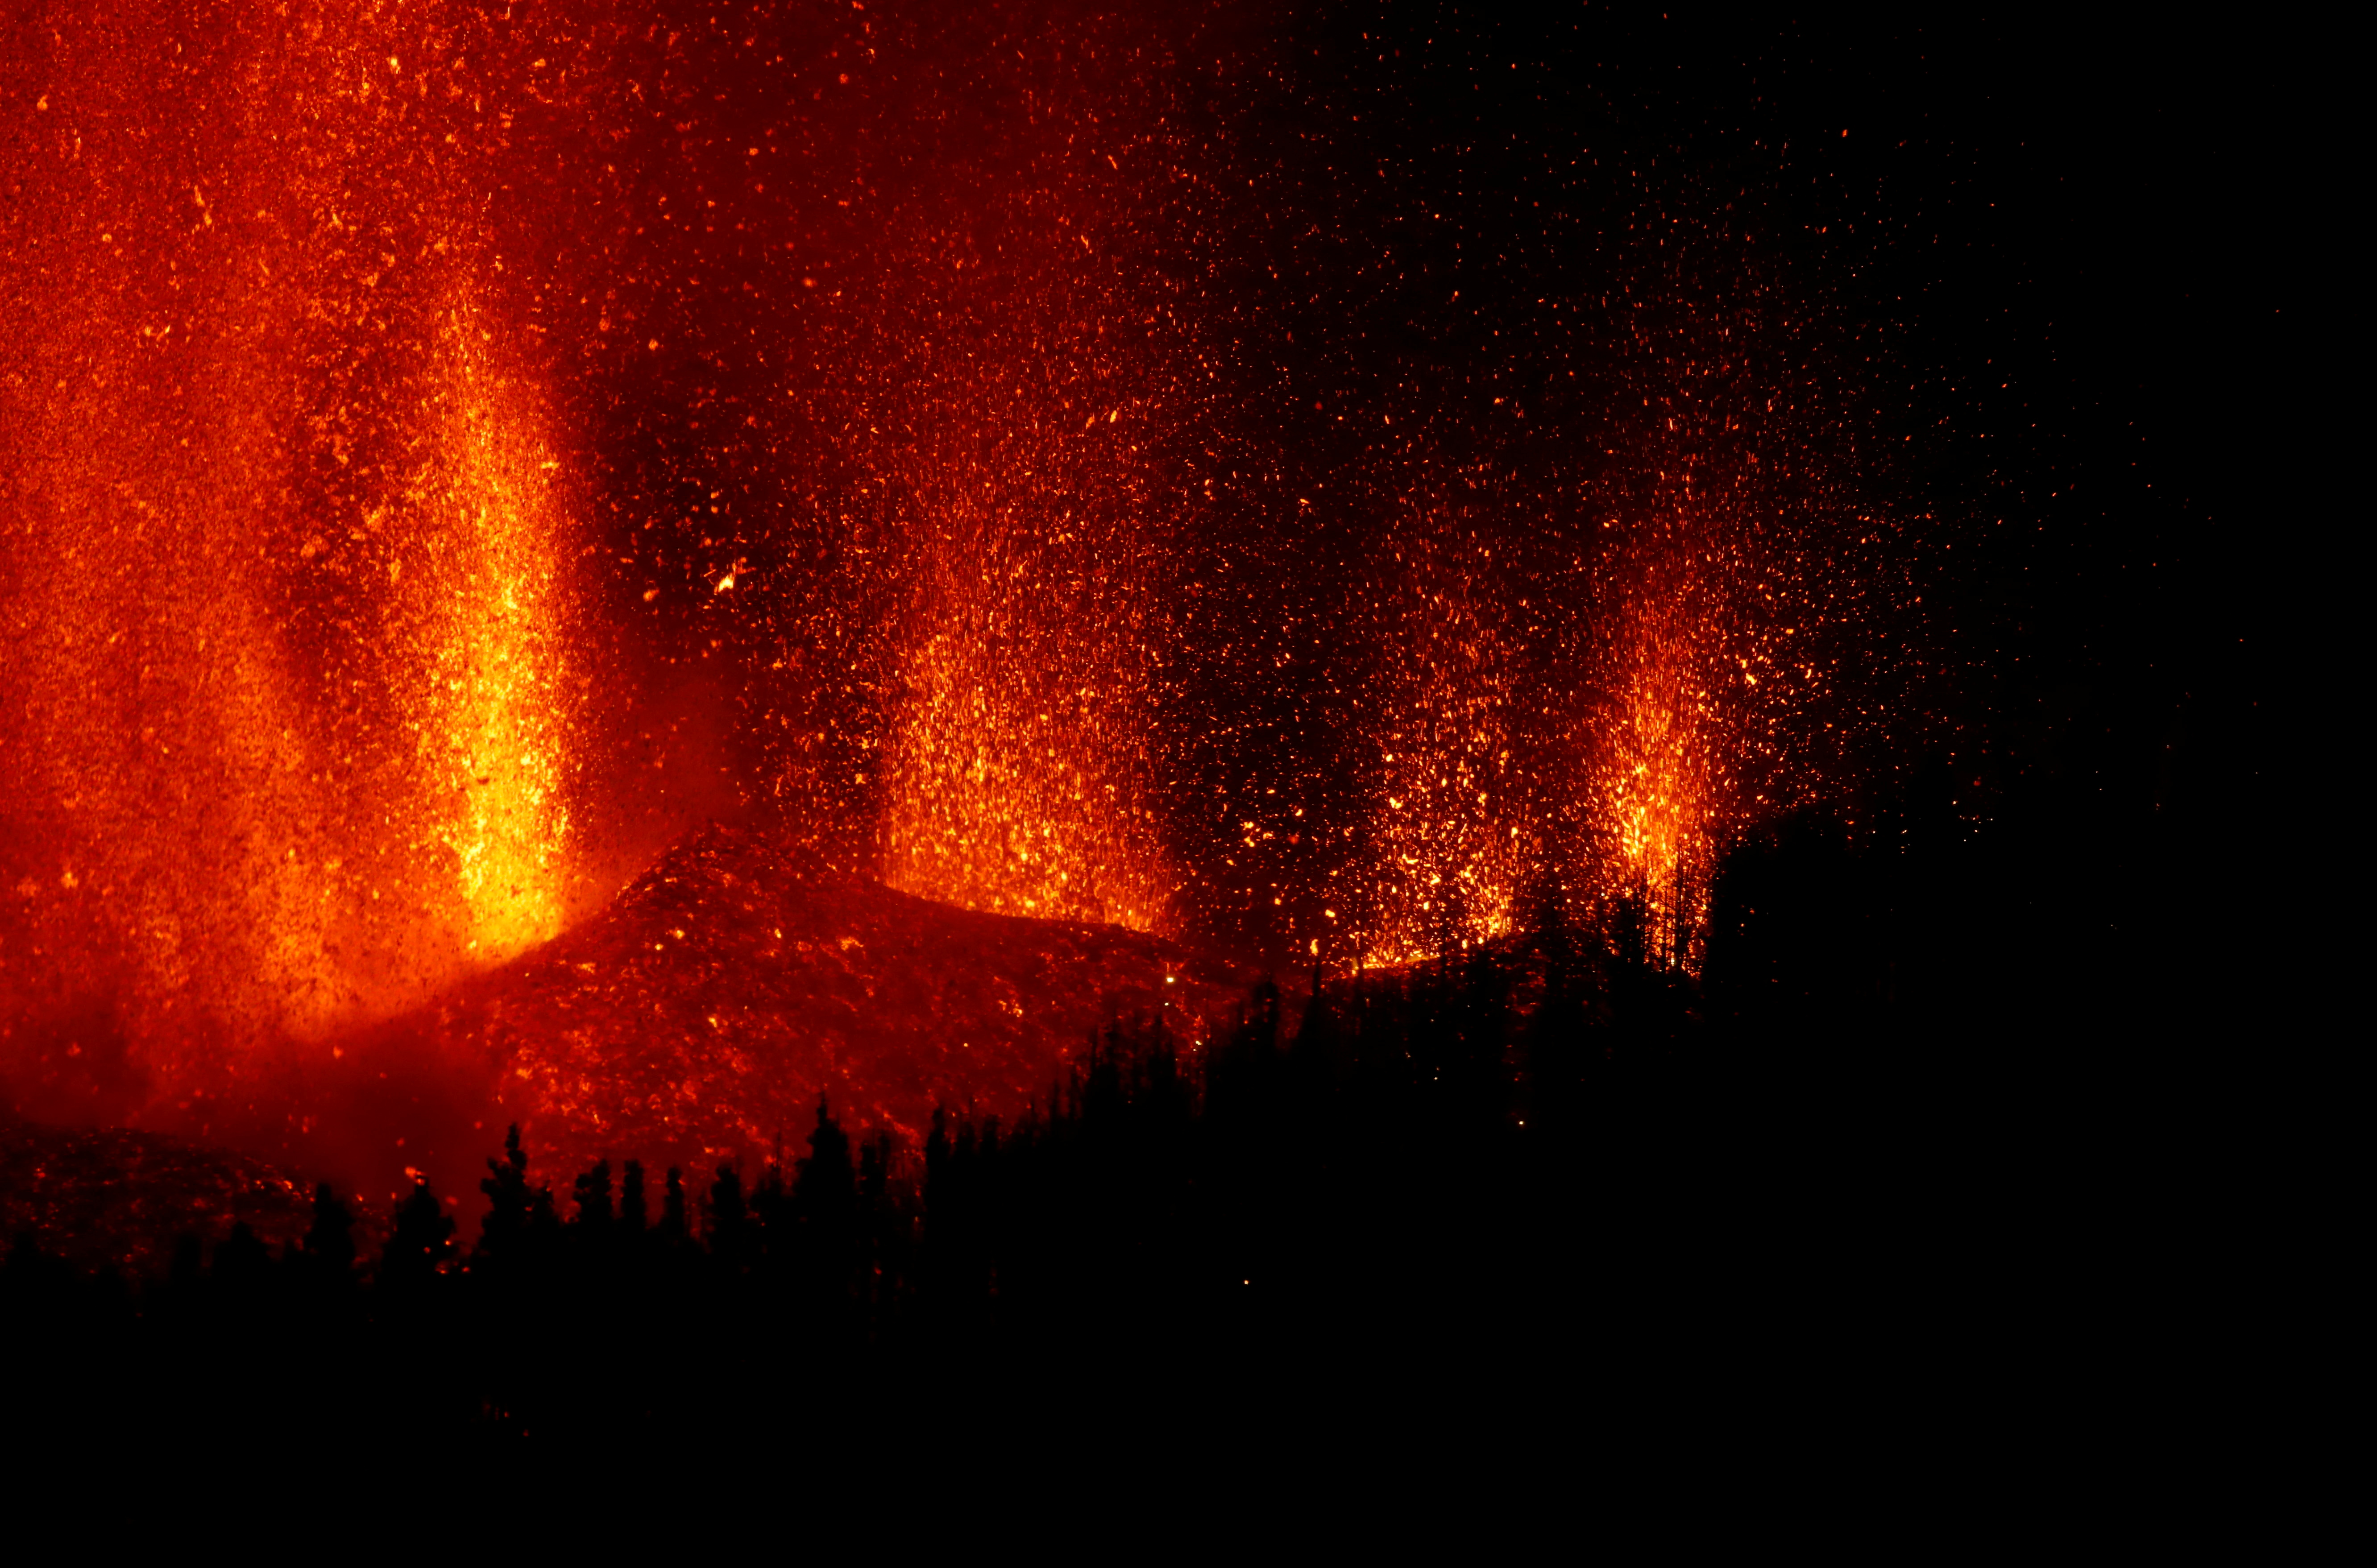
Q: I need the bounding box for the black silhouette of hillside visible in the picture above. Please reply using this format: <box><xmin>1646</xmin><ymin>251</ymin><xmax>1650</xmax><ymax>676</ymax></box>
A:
<box><xmin>3</xmin><ymin>760</ymin><xmax>2218</xmax><ymax>1480</ymax></box>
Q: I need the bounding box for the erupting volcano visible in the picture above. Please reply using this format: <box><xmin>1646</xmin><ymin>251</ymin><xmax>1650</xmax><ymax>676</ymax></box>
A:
<box><xmin>3</xmin><ymin>2</ymin><xmax>1932</xmax><ymax>1205</ymax></box>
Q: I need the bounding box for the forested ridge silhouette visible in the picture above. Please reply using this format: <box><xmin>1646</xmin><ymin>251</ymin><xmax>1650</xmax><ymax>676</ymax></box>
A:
<box><xmin>5</xmin><ymin>772</ymin><xmax>2194</xmax><ymax>1464</ymax></box>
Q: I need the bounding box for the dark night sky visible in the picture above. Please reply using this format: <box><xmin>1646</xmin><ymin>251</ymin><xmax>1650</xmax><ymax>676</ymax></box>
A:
<box><xmin>1249</xmin><ymin>7</ymin><xmax>2294</xmax><ymax>947</ymax></box>
<box><xmin>1305</xmin><ymin>8</ymin><xmax>2276</xmax><ymax>793</ymax></box>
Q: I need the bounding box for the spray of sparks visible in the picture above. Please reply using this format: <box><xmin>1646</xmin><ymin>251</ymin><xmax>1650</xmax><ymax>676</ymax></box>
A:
<box><xmin>852</xmin><ymin>165</ymin><xmax>1186</xmax><ymax>933</ymax></box>
<box><xmin>1</xmin><ymin>3</ymin><xmax>1918</xmax><ymax>1144</ymax></box>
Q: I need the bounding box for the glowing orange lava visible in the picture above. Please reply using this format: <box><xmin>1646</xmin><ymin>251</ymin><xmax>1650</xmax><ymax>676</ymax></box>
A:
<box><xmin>397</xmin><ymin>299</ymin><xmax>585</xmax><ymax>962</ymax></box>
<box><xmin>1356</xmin><ymin>520</ymin><xmax>1529</xmax><ymax>966</ymax></box>
<box><xmin>2</xmin><ymin>3</ymin><xmax>1912</xmax><ymax>1171</ymax></box>
<box><xmin>822</xmin><ymin>122</ymin><xmax>1195</xmax><ymax>937</ymax></box>
<box><xmin>0</xmin><ymin>2</ymin><xmax>610</xmax><ymax>1127</ymax></box>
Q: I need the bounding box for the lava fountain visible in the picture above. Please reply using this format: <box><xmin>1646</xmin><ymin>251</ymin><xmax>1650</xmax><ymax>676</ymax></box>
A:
<box><xmin>855</xmin><ymin>169</ymin><xmax>1188</xmax><ymax>935</ymax></box>
<box><xmin>1</xmin><ymin>4</ymin><xmax>1925</xmax><ymax>1180</ymax></box>
<box><xmin>0</xmin><ymin>0</ymin><xmax>617</xmax><ymax>1126</ymax></box>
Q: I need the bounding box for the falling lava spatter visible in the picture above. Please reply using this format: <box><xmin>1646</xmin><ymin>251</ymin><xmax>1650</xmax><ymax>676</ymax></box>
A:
<box><xmin>0</xmin><ymin>4</ymin><xmax>1924</xmax><ymax>1167</ymax></box>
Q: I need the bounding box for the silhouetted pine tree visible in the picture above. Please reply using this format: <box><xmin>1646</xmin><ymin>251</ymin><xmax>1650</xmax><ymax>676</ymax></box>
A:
<box><xmin>1290</xmin><ymin>960</ymin><xmax>1341</xmax><ymax>1116</ymax></box>
<box><xmin>301</xmin><ymin>1182</ymin><xmax>357</xmax><ymax>1283</ymax></box>
<box><xmin>659</xmin><ymin>1166</ymin><xmax>691</xmax><ymax>1250</ymax></box>
<box><xmin>382</xmin><ymin>1178</ymin><xmax>455</xmax><ymax>1289</ymax></box>
<box><xmin>708</xmin><ymin>1163</ymin><xmax>753</xmax><ymax>1271</ymax></box>
<box><xmin>795</xmin><ymin>1100</ymin><xmax>859</xmax><ymax>1323</ymax></box>
<box><xmin>857</xmin><ymin>1129</ymin><xmax>900</xmax><ymax>1324</ymax></box>
<box><xmin>620</xmin><ymin>1158</ymin><xmax>650</xmax><ymax>1239</ymax></box>
<box><xmin>1523</xmin><ymin>891</ymin><xmax>1594</xmax><ymax>1138</ymax></box>
<box><xmin>527</xmin><ymin>1180</ymin><xmax>563</xmax><ymax>1256</ymax></box>
<box><xmin>478</xmin><ymin>1123</ymin><xmax>536</xmax><ymax>1266</ymax></box>
<box><xmin>572</xmin><ymin>1159</ymin><xmax>615</xmax><ymax>1233</ymax></box>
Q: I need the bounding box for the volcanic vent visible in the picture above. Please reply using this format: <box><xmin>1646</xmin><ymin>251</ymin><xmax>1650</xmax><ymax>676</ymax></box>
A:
<box><xmin>1</xmin><ymin>3</ymin><xmax>1934</xmax><ymax>1205</ymax></box>
<box><xmin>296</xmin><ymin>822</ymin><xmax>1253</xmax><ymax>1194</ymax></box>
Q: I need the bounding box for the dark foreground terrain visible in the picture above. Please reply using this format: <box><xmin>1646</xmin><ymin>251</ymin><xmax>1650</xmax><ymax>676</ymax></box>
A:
<box><xmin>0</xmin><ymin>1120</ymin><xmax>315</xmax><ymax>1279</ymax></box>
<box><xmin>4</xmin><ymin>778</ymin><xmax>2225</xmax><ymax>1480</ymax></box>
